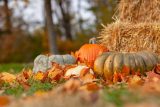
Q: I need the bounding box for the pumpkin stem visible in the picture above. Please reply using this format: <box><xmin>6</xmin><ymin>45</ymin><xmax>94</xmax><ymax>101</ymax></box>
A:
<box><xmin>89</xmin><ymin>37</ymin><xmax>97</xmax><ymax>44</ymax></box>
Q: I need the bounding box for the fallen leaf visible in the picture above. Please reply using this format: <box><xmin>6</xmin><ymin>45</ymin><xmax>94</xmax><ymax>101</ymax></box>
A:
<box><xmin>128</xmin><ymin>75</ymin><xmax>144</xmax><ymax>87</ymax></box>
<box><xmin>34</xmin><ymin>90</ymin><xmax>46</xmax><ymax>96</ymax></box>
<box><xmin>65</xmin><ymin>65</ymin><xmax>86</xmax><ymax>77</ymax></box>
<box><xmin>113</xmin><ymin>72</ymin><xmax>121</xmax><ymax>83</ymax></box>
<box><xmin>141</xmin><ymin>77</ymin><xmax>160</xmax><ymax>94</ymax></box>
<box><xmin>33</xmin><ymin>71</ymin><xmax>44</xmax><ymax>81</ymax></box>
<box><xmin>48</xmin><ymin>70</ymin><xmax>62</xmax><ymax>82</ymax></box>
<box><xmin>62</xmin><ymin>79</ymin><xmax>81</xmax><ymax>93</ymax></box>
<box><xmin>121</xmin><ymin>66</ymin><xmax>130</xmax><ymax>76</ymax></box>
<box><xmin>80</xmin><ymin>73</ymin><xmax>95</xmax><ymax>84</ymax></box>
<box><xmin>64</xmin><ymin>65</ymin><xmax>94</xmax><ymax>79</ymax></box>
<box><xmin>80</xmin><ymin>68</ymin><xmax>90</xmax><ymax>77</ymax></box>
<box><xmin>63</xmin><ymin>65</ymin><xmax>77</xmax><ymax>73</ymax></box>
<box><xmin>0</xmin><ymin>96</ymin><xmax>10</xmax><ymax>106</ymax></box>
<box><xmin>22</xmin><ymin>69</ymin><xmax>32</xmax><ymax>79</ymax></box>
<box><xmin>80</xmin><ymin>91</ymin><xmax>99</xmax><ymax>103</ymax></box>
<box><xmin>16</xmin><ymin>73</ymin><xmax>30</xmax><ymax>90</ymax></box>
<box><xmin>79</xmin><ymin>82</ymin><xmax>100</xmax><ymax>91</ymax></box>
<box><xmin>0</xmin><ymin>72</ymin><xmax>16</xmax><ymax>83</ymax></box>
<box><xmin>146</xmin><ymin>71</ymin><xmax>160</xmax><ymax>82</ymax></box>
<box><xmin>51</xmin><ymin>62</ymin><xmax>63</xmax><ymax>70</ymax></box>
<box><xmin>154</xmin><ymin>64</ymin><xmax>160</xmax><ymax>75</ymax></box>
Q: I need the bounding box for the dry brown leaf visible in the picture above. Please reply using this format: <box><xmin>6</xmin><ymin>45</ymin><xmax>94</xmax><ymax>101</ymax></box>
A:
<box><xmin>128</xmin><ymin>75</ymin><xmax>144</xmax><ymax>88</ymax></box>
<box><xmin>22</xmin><ymin>69</ymin><xmax>32</xmax><ymax>79</ymax></box>
<box><xmin>16</xmin><ymin>74</ymin><xmax>27</xmax><ymax>85</ymax></box>
<box><xmin>80</xmin><ymin>67</ymin><xmax>90</xmax><ymax>77</ymax></box>
<box><xmin>80</xmin><ymin>91</ymin><xmax>99</xmax><ymax>103</ymax></box>
<box><xmin>154</xmin><ymin>64</ymin><xmax>160</xmax><ymax>75</ymax></box>
<box><xmin>63</xmin><ymin>65</ymin><xmax>77</xmax><ymax>74</ymax></box>
<box><xmin>79</xmin><ymin>82</ymin><xmax>100</xmax><ymax>91</ymax></box>
<box><xmin>51</xmin><ymin>62</ymin><xmax>63</xmax><ymax>70</ymax></box>
<box><xmin>64</xmin><ymin>65</ymin><xmax>94</xmax><ymax>81</ymax></box>
<box><xmin>0</xmin><ymin>72</ymin><xmax>16</xmax><ymax>83</ymax></box>
<box><xmin>146</xmin><ymin>71</ymin><xmax>160</xmax><ymax>82</ymax></box>
<box><xmin>80</xmin><ymin>73</ymin><xmax>95</xmax><ymax>84</ymax></box>
<box><xmin>0</xmin><ymin>96</ymin><xmax>10</xmax><ymax>106</ymax></box>
<box><xmin>121</xmin><ymin>66</ymin><xmax>130</xmax><ymax>76</ymax></box>
<box><xmin>46</xmin><ymin>63</ymin><xmax>64</xmax><ymax>82</ymax></box>
<box><xmin>40</xmin><ymin>71</ymin><xmax>49</xmax><ymax>82</ymax></box>
<box><xmin>62</xmin><ymin>79</ymin><xmax>81</xmax><ymax>93</ymax></box>
<box><xmin>48</xmin><ymin>70</ymin><xmax>62</xmax><ymax>82</ymax></box>
<box><xmin>65</xmin><ymin>65</ymin><xmax>88</xmax><ymax>78</ymax></box>
<box><xmin>113</xmin><ymin>72</ymin><xmax>121</xmax><ymax>83</ymax></box>
<box><xmin>16</xmin><ymin>73</ymin><xmax>30</xmax><ymax>90</ymax></box>
<box><xmin>141</xmin><ymin>76</ymin><xmax>160</xmax><ymax>94</ymax></box>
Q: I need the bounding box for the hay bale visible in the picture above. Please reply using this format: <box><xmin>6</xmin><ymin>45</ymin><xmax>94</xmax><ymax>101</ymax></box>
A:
<box><xmin>98</xmin><ymin>21</ymin><xmax>160</xmax><ymax>54</ymax></box>
<box><xmin>117</xmin><ymin>0</ymin><xmax>160</xmax><ymax>23</ymax></box>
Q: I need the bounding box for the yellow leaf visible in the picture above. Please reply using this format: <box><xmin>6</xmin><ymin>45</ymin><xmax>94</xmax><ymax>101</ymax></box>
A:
<box><xmin>33</xmin><ymin>72</ymin><xmax>44</xmax><ymax>80</ymax></box>
<box><xmin>34</xmin><ymin>90</ymin><xmax>46</xmax><ymax>96</ymax></box>
<box><xmin>0</xmin><ymin>72</ymin><xmax>16</xmax><ymax>83</ymax></box>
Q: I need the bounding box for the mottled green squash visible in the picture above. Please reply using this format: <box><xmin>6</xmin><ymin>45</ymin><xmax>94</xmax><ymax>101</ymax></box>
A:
<box><xmin>103</xmin><ymin>53</ymin><xmax>116</xmax><ymax>80</ymax></box>
<box><xmin>94</xmin><ymin>51</ymin><xmax>160</xmax><ymax>80</ymax></box>
<box><xmin>93</xmin><ymin>52</ymin><xmax>111</xmax><ymax>76</ymax></box>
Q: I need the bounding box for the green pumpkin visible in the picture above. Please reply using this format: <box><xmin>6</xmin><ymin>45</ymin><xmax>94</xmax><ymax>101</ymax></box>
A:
<box><xmin>94</xmin><ymin>51</ymin><xmax>160</xmax><ymax>80</ymax></box>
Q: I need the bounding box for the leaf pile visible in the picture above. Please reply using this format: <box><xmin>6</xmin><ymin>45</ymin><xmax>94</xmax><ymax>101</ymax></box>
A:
<box><xmin>0</xmin><ymin>63</ymin><xmax>160</xmax><ymax>107</ymax></box>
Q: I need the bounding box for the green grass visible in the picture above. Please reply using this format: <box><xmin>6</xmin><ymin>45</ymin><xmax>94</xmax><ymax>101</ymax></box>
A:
<box><xmin>27</xmin><ymin>79</ymin><xmax>53</xmax><ymax>95</ymax></box>
<box><xmin>102</xmin><ymin>83</ymin><xmax>142</xmax><ymax>107</ymax></box>
<box><xmin>2</xmin><ymin>79</ymin><xmax>54</xmax><ymax>97</ymax></box>
<box><xmin>0</xmin><ymin>63</ymin><xmax>32</xmax><ymax>74</ymax></box>
<box><xmin>0</xmin><ymin>63</ymin><xmax>54</xmax><ymax>97</ymax></box>
<box><xmin>4</xmin><ymin>84</ymin><xmax>24</xmax><ymax>97</ymax></box>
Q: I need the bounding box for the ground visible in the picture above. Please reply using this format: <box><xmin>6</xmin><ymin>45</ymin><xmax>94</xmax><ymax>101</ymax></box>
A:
<box><xmin>0</xmin><ymin>63</ymin><xmax>160</xmax><ymax>107</ymax></box>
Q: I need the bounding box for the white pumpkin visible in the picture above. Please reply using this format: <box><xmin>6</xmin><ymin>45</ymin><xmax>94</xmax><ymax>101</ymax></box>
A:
<box><xmin>49</xmin><ymin>54</ymin><xmax>76</xmax><ymax>65</ymax></box>
<box><xmin>33</xmin><ymin>54</ymin><xmax>76</xmax><ymax>73</ymax></box>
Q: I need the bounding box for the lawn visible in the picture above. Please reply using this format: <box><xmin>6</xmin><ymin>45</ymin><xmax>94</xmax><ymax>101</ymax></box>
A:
<box><xmin>0</xmin><ymin>63</ymin><xmax>33</xmax><ymax>74</ymax></box>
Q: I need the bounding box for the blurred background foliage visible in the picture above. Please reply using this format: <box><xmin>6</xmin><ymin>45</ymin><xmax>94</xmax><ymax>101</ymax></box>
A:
<box><xmin>0</xmin><ymin>0</ymin><xmax>117</xmax><ymax>63</ymax></box>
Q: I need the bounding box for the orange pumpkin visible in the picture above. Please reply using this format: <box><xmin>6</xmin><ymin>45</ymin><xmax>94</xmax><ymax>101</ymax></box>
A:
<box><xmin>75</xmin><ymin>44</ymin><xmax>108</xmax><ymax>67</ymax></box>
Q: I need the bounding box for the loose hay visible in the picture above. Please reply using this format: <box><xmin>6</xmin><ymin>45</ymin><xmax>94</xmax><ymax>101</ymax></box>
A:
<box><xmin>98</xmin><ymin>21</ymin><xmax>160</xmax><ymax>54</ymax></box>
<box><xmin>116</xmin><ymin>0</ymin><xmax>160</xmax><ymax>23</ymax></box>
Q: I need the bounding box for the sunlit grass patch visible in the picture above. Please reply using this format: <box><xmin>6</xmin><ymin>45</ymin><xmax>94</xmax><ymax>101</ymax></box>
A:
<box><xmin>0</xmin><ymin>63</ymin><xmax>32</xmax><ymax>74</ymax></box>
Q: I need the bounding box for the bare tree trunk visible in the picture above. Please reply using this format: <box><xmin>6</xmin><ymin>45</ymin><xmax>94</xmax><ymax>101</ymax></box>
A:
<box><xmin>4</xmin><ymin>0</ymin><xmax>12</xmax><ymax>33</ymax></box>
<box><xmin>44</xmin><ymin>0</ymin><xmax>58</xmax><ymax>54</ymax></box>
<box><xmin>58</xmin><ymin>0</ymin><xmax>72</xmax><ymax>40</ymax></box>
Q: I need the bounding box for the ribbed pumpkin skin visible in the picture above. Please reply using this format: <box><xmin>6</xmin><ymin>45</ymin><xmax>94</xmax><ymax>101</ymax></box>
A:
<box><xmin>94</xmin><ymin>51</ymin><xmax>160</xmax><ymax>80</ymax></box>
<box><xmin>49</xmin><ymin>54</ymin><xmax>76</xmax><ymax>65</ymax></box>
<box><xmin>75</xmin><ymin>44</ymin><xmax>108</xmax><ymax>67</ymax></box>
